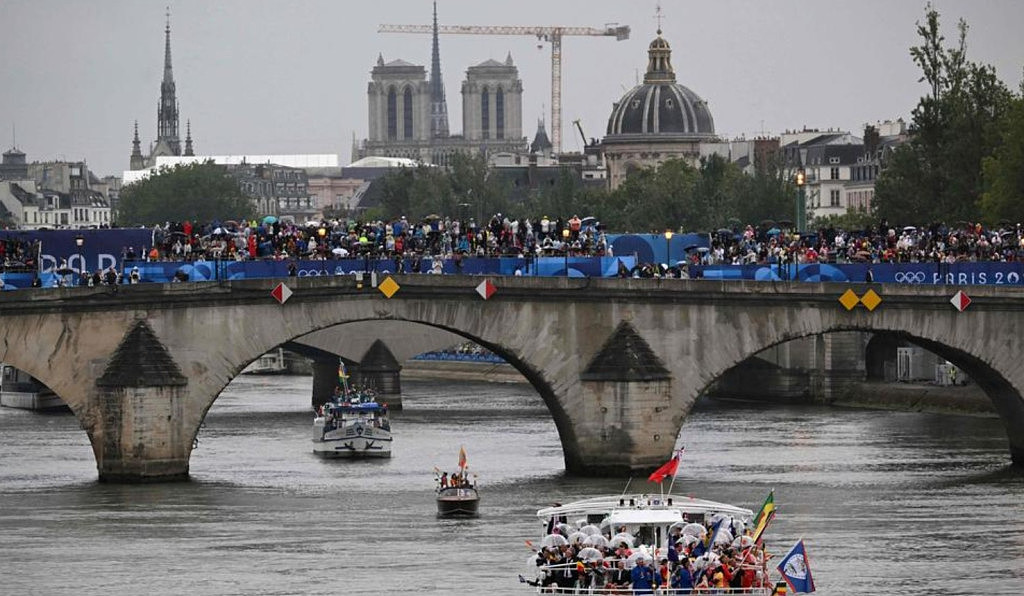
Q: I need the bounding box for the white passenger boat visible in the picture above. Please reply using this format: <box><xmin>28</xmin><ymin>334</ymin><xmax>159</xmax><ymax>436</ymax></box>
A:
<box><xmin>0</xmin><ymin>364</ymin><xmax>67</xmax><ymax>412</ymax></box>
<box><xmin>521</xmin><ymin>493</ymin><xmax>782</xmax><ymax>594</ymax></box>
<box><xmin>241</xmin><ymin>348</ymin><xmax>288</xmax><ymax>374</ymax></box>
<box><xmin>312</xmin><ymin>391</ymin><xmax>392</xmax><ymax>458</ymax></box>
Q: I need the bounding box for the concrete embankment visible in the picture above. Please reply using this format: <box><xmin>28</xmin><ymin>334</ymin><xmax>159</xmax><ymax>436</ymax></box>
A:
<box><xmin>404</xmin><ymin>361</ymin><xmax>995</xmax><ymax>417</ymax></box>
<box><xmin>828</xmin><ymin>381</ymin><xmax>994</xmax><ymax>416</ymax></box>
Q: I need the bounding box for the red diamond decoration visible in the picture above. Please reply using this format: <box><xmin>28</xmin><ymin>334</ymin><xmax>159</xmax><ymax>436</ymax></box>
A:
<box><xmin>475</xmin><ymin>279</ymin><xmax>496</xmax><ymax>300</ymax></box>
<box><xmin>949</xmin><ymin>290</ymin><xmax>971</xmax><ymax>312</ymax></box>
<box><xmin>271</xmin><ymin>282</ymin><xmax>293</xmax><ymax>305</ymax></box>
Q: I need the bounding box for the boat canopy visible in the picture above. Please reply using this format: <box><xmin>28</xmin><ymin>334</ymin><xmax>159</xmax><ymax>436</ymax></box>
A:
<box><xmin>608</xmin><ymin>508</ymin><xmax>684</xmax><ymax>526</ymax></box>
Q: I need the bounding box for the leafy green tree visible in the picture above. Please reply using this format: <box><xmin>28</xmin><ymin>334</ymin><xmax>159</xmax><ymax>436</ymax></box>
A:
<box><xmin>117</xmin><ymin>161</ymin><xmax>255</xmax><ymax>225</ymax></box>
<box><xmin>873</xmin><ymin>4</ymin><xmax>1012</xmax><ymax>224</ymax></box>
<box><xmin>981</xmin><ymin>91</ymin><xmax>1024</xmax><ymax>222</ymax></box>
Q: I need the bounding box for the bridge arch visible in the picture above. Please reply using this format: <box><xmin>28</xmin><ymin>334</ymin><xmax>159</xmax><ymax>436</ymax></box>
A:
<box><xmin>191</xmin><ymin>317</ymin><xmax>572</xmax><ymax>472</ymax></box>
<box><xmin>687</xmin><ymin>321</ymin><xmax>1024</xmax><ymax>464</ymax></box>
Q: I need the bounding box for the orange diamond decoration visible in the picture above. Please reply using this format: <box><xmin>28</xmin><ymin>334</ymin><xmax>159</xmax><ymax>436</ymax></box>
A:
<box><xmin>860</xmin><ymin>289</ymin><xmax>882</xmax><ymax>311</ymax></box>
<box><xmin>378</xmin><ymin>276</ymin><xmax>400</xmax><ymax>298</ymax></box>
<box><xmin>839</xmin><ymin>289</ymin><xmax>860</xmax><ymax>311</ymax></box>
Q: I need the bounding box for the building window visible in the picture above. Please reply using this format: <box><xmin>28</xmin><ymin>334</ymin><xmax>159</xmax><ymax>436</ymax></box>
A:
<box><xmin>403</xmin><ymin>87</ymin><xmax>414</xmax><ymax>139</ymax></box>
<box><xmin>387</xmin><ymin>87</ymin><xmax>398</xmax><ymax>140</ymax></box>
<box><xmin>496</xmin><ymin>87</ymin><xmax>504</xmax><ymax>140</ymax></box>
<box><xmin>830</xmin><ymin>167</ymin><xmax>839</xmax><ymax>180</ymax></box>
<box><xmin>829</xmin><ymin>156</ymin><xmax>840</xmax><ymax>164</ymax></box>
<box><xmin>481</xmin><ymin>88</ymin><xmax>490</xmax><ymax>140</ymax></box>
<box><xmin>830</xmin><ymin>189</ymin><xmax>841</xmax><ymax>207</ymax></box>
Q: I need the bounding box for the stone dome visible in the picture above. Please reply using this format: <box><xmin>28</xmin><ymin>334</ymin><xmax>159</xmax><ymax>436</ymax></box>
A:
<box><xmin>606</xmin><ymin>31</ymin><xmax>715</xmax><ymax>138</ymax></box>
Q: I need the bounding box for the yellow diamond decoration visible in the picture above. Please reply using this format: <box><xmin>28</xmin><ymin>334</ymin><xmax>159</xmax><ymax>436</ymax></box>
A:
<box><xmin>839</xmin><ymin>289</ymin><xmax>860</xmax><ymax>311</ymax></box>
<box><xmin>378</xmin><ymin>276</ymin><xmax>400</xmax><ymax>299</ymax></box>
<box><xmin>860</xmin><ymin>289</ymin><xmax>882</xmax><ymax>311</ymax></box>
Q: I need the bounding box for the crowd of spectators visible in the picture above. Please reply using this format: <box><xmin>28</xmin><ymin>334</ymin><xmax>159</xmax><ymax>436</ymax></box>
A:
<box><xmin>140</xmin><ymin>214</ymin><xmax>611</xmax><ymax>264</ymax></box>
<box><xmin>695</xmin><ymin>221</ymin><xmax>1024</xmax><ymax>267</ymax></box>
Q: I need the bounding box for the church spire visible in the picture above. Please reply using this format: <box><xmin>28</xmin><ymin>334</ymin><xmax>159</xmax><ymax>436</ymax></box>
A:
<box><xmin>163</xmin><ymin>8</ymin><xmax>174</xmax><ymax>84</ymax></box>
<box><xmin>130</xmin><ymin>120</ymin><xmax>145</xmax><ymax>170</ymax></box>
<box><xmin>184</xmin><ymin>120</ymin><xmax>194</xmax><ymax>156</ymax></box>
<box><xmin>428</xmin><ymin>1</ymin><xmax>450</xmax><ymax>138</ymax></box>
<box><xmin>156</xmin><ymin>7</ymin><xmax>182</xmax><ymax>155</ymax></box>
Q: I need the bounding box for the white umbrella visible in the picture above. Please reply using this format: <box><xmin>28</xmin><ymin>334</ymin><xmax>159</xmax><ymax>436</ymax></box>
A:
<box><xmin>732</xmin><ymin>535</ymin><xmax>754</xmax><ymax>550</ymax></box>
<box><xmin>555</xmin><ymin>523</ymin><xmax>572</xmax><ymax>536</ymax></box>
<box><xmin>713</xmin><ymin>528</ymin><xmax>734</xmax><ymax>545</ymax></box>
<box><xmin>578</xmin><ymin>524</ymin><xmax>602</xmax><ymax>536</ymax></box>
<box><xmin>609</xmin><ymin>532</ymin><xmax>634</xmax><ymax>548</ymax></box>
<box><xmin>577</xmin><ymin>547</ymin><xmax>604</xmax><ymax>562</ymax></box>
<box><xmin>540</xmin><ymin>533</ymin><xmax>569</xmax><ymax>549</ymax></box>
<box><xmin>582</xmin><ymin>534</ymin><xmax>609</xmax><ymax>549</ymax></box>
<box><xmin>682</xmin><ymin>523</ymin><xmax>706</xmax><ymax>538</ymax></box>
<box><xmin>567</xmin><ymin>531</ymin><xmax>588</xmax><ymax>545</ymax></box>
<box><xmin>331</xmin><ymin>247</ymin><xmax>349</xmax><ymax>257</ymax></box>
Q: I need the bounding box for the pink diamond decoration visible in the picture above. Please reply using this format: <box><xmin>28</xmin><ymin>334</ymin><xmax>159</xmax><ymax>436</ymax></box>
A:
<box><xmin>475</xmin><ymin>279</ymin><xmax>496</xmax><ymax>300</ymax></box>
<box><xmin>271</xmin><ymin>282</ymin><xmax>292</xmax><ymax>304</ymax></box>
<box><xmin>950</xmin><ymin>290</ymin><xmax>971</xmax><ymax>312</ymax></box>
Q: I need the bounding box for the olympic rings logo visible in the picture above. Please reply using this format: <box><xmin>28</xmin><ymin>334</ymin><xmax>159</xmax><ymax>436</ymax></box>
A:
<box><xmin>893</xmin><ymin>271</ymin><xmax>927</xmax><ymax>283</ymax></box>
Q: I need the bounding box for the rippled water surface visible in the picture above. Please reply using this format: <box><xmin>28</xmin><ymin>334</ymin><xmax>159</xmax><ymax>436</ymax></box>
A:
<box><xmin>1</xmin><ymin>375</ymin><xmax>1022</xmax><ymax>595</ymax></box>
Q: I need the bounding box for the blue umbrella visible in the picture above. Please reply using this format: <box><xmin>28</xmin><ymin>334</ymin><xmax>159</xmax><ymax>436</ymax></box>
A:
<box><xmin>262</xmin><ymin>215</ymin><xmax>278</xmax><ymax>225</ymax></box>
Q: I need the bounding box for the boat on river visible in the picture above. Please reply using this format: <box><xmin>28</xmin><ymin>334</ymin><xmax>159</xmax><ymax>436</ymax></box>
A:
<box><xmin>436</xmin><ymin>447</ymin><xmax>479</xmax><ymax>516</ymax></box>
<box><xmin>521</xmin><ymin>492</ymin><xmax>780</xmax><ymax>594</ymax></box>
<box><xmin>0</xmin><ymin>364</ymin><xmax>67</xmax><ymax>412</ymax></box>
<box><xmin>312</xmin><ymin>390</ymin><xmax>392</xmax><ymax>458</ymax></box>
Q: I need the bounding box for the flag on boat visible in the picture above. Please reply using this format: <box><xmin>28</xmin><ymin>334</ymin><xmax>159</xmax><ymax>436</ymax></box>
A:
<box><xmin>753</xmin><ymin>490</ymin><xmax>775</xmax><ymax>527</ymax></box>
<box><xmin>647</xmin><ymin>447</ymin><xmax>684</xmax><ymax>483</ymax></box>
<box><xmin>458</xmin><ymin>446</ymin><xmax>467</xmax><ymax>469</ymax></box>
<box><xmin>690</xmin><ymin>515</ymin><xmax>722</xmax><ymax>558</ymax></box>
<box><xmin>777</xmin><ymin>539</ymin><xmax>816</xmax><ymax>593</ymax></box>
<box><xmin>338</xmin><ymin>362</ymin><xmax>349</xmax><ymax>380</ymax></box>
<box><xmin>751</xmin><ymin>508</ymin><xmax>776</xmax><ymax>546</ymax></box>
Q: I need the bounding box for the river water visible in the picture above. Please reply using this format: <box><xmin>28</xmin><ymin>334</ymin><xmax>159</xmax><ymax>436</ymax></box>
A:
<box><xmin>1</xmin><ymin>375</ymin><xmax>1022</xmax><ymax>595</ymax></box>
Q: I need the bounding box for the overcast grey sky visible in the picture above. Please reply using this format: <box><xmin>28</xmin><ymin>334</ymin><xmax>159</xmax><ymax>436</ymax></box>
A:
<box><xmin>2</xmin><ymin>0</ymin><xmax>1022</xmax><ymax>177</ymax></box>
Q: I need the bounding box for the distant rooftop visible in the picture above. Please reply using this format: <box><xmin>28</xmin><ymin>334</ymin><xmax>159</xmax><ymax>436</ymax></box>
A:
<box><xmin>123</xmin><ymin>154</ymin><xmax>340</xmax><ymax>185</ymax></box>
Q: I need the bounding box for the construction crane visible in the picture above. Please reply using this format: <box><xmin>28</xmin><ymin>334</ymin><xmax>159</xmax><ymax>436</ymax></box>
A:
<box><xmin>379</xmin><ymin>22</ymin><xmax>630</xmax><ymax>154</ymax></box>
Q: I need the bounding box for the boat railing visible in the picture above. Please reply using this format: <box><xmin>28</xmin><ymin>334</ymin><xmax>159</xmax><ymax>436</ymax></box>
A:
<box><xmin>530</xmin><ymin>587</ymin><xmax>773</xmax><ymax>595</ymax></box>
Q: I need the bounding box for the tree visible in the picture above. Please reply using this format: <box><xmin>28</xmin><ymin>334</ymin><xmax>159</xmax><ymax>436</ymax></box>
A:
<box><xmin>873</xmin><ymin>4</ymin><xmax>1012</xmax><ymax>224</ymax></box>
<box><xmin>117</xmin><ymin>161</ymin><xmax>255</xmax><ymax>225</ymax></box>
<box><xmin>981</xmin><ymin>91</ymin><xmax>1024</xmax><ymax>222</ymax></box>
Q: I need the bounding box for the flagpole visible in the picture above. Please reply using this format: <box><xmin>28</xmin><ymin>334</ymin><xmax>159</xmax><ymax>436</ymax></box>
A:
<box><xmin>666</xmin><ymin>447</ymin><xmax>683</xmax><ymax>495</ymax></box>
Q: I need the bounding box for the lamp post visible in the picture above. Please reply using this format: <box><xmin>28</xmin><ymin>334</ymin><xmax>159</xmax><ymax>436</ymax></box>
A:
<box><xmin>562</xmin><ymin>228</ymin><xmax>570</xmax><ymax>277</ymax></box>
<box><xmin>317</xmin><ymin>226</ymin><xmax>327</xmax><ymax>275</ymax></box>
<box><xmin>795</xmin><ymin>166</ymin><xmax>806</xmax><ymax>234</ymax></box>
<box><xmin>74</xmin><ymin>234</ymin><xmax>84</xmax><ymax>286</ymax></box>
<box><xmin>664</xmin><ymin>230</ymin><xmax>673</xmax><ymax>269</ymax></box>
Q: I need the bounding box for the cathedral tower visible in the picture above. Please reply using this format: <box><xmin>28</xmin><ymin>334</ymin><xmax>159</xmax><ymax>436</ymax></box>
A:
<box><xmin>155</xmin><ymin>9</ymin><xmax>182</xmax><ymax>156</ymax></box>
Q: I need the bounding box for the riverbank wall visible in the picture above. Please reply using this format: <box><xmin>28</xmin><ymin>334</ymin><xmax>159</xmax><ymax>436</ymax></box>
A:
<box><xmin>402</xmin><ymin>360</ymin><xmax>995</xmax><ymax>416</ymax></box>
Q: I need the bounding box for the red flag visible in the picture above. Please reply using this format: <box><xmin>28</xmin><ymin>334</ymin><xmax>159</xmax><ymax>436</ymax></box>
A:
<box><xmin>647</xmin><ymin>455</ymin><xmax>679</xmax><ymax>483</ymax></box>
<box><xmin>458</xmin><ymin>446</ymin><xmax>467</xmax><ymax>469</ymax></box>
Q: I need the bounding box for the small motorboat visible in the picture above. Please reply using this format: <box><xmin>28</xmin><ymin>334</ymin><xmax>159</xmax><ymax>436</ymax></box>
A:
<box><xmin>435</xmin><ymin>447</ymin><xmax>479</xmax><ymax>517</ymax></box>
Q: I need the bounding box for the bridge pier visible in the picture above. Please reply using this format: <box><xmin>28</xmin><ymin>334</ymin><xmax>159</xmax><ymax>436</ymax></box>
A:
<box><xmin>310</xmin><ymin>354</ymin><xmax>340</xmax><ymax>411</ymax></box>
<box><xmin>90</xmin><ymin>321</ymin><xmax>191</xmax><ymax>482</ymax></box>
<box><xmin>567</xmin><ymin>321</ymin><xmax>679</xmax><ymax>475</ymax></box>
<box><xmin>354</xmin><ymin>339</ymin><xmax>403</xmax><ymax>410</ymax></box>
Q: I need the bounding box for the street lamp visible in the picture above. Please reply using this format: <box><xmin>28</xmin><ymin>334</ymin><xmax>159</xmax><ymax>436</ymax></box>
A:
<box><xmin>74</xmin><ymin>234</ymin><xmax>85</xmax><ymax>285</ymax></box>
<box><xmin>317</xmin><ymin>227</ymin><xmax>327</xmax><ymax>274</ymax></box>
<box><xmin>795</xmin><ymin>166</ymin><xmax>806</xmax><ymax>234</ymax></box>
<box><xmin>664</xmin><ymin>230</ymin><xmax>673</xmax><ymax>268</ymax></box>
<box><xmin>562</xmin><ymin>228</ymin><xmax>570</xmax><ymax>277</ymax></box>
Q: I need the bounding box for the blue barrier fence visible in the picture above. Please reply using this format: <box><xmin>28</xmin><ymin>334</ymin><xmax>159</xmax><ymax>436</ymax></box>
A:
<box><xmin>4</xmin><ymin>229</ymin><xmax>1024</xmax><ymax>287</ymax></box>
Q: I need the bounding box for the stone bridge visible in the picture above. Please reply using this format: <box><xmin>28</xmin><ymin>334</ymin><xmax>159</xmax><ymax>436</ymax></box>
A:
<box><xmin>1</xmin><ymin>276</ymin><xmax>1022</xmax><ymax>482</ymax></box>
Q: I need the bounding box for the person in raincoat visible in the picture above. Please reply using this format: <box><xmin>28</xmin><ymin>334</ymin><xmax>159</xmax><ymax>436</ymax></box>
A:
<box><xmin>630</xmin><ymin>556</ymin><xmax>656</xmax><ymax>594</ymax></box>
